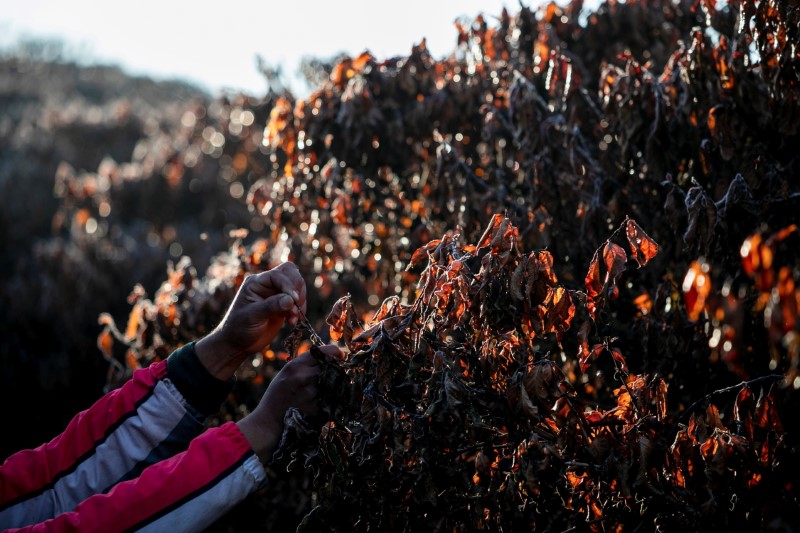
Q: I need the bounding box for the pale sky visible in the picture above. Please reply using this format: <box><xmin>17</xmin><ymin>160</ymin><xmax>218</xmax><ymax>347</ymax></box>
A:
<box><xmin>1</xmin><ymin>0</ymin><xmax>524</xmax><ymax>95</ymax></box>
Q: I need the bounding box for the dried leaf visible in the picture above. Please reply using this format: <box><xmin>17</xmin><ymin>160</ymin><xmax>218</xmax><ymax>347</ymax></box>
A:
<box><xmin>682</xmin><ymin>260</ymin><xmax>711</xmax><ymax>321</ymax></box>
<box><xmin>625</xmin><ymin>218</ymin><xmax>659</xmax><ymax>267</ymax></box>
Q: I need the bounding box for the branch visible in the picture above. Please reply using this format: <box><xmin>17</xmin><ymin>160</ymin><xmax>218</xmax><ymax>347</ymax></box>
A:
<box><xmin>675</xmin><ymin>374</ymin><xmax>785</xmax><ymax>427</ymax></box>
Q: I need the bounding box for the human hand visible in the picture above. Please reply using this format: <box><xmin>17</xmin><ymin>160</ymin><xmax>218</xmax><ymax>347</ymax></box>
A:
<box><xmin>236</xmin><ymin>345</ymin><xmax>342</xmax><ymax>461</ymax></box>
<box><xmin>195</xmin><ymin>262</ymin><xmax>307</xmax><ymax>380</ymax></box>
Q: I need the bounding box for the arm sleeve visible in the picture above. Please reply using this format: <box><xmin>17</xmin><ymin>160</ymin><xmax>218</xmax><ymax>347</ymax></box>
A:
<box><xmin>6</xmin><ymin>423</ymin><xmax>266</xmax><ymax>533</ymax></box>
<box><xmin>0</xmin><ymin>343</ymin><xmax>234</xmax><ymax>530</ymax></box>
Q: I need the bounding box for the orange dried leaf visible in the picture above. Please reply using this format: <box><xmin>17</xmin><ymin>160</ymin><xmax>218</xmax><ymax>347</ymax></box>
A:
<box><xmin>633</xmin><ymin>292</ymin><xmax>652</xmax><ymax>314</ymax></box>
<box><xmin>655</xmin><ymin>378</ymin><xmax>668</xmax><ymax>421</ymax></box>
<box><xmin>126</xmin><ymin>349</ymin><xmax>140</xmax><ymax>371</ymax></box>
<box><xmin>610</xmin><ymin>348</ymin><xmax>628</xmax><ymax>373</ymax></box>
<box><xmin>326</xmin><ymin>297</ymin><xmax>349</xmax><ymax>342</ymax></box>
<box><xmin>585</xmin><ymin>241</ymin><xmax>627</xmax><ymax>320</ymax></box>
<box><xmin>352</xmin><ymin>51</ymin><xmax>374</xmax><ymax>72</ymax></box>
<box><xmin>325</xmin><ymin>295</ymin><xmax>362</xmax><ymax>349</ymax></box>
<box><xmin>740</xmin><ymin>234</ymin><xmax>764</xmax><ymax>276</ymax></box>
<box><xmin>476</xmin><ymin>214</ymin><xmax>505</xmax><ymax>250</ymax></box>
<box><xmin>566</xmin><ymin>471</ymin><xmax>586</xmax><ymax>488</ymax></box>
<box><xmin>97</xmin><ymin>329</ymin><xmax>113</xmax><ymax>359</ymax></box>
<box><xmin>577</xmin><ymin>322</ymin><xmax>593</xmax><ymax>372</ymax></box>
<box><xmin>625</xmin><ymin>218</ymin><xmax>659</xmax><ymax>267</ymax></box>
<box><xmin>603</xmin><ymin>242</ymin><xmax>627</xmax><ymax>283</ymax></box>
<box><xmin>585</xmin><ymin>249</ymin><xmax>602</xmax><ymax>303</ymax></box>
<box><xmin>407</xmin><ymin>239</ymin><xmax>441</xmax><ymax>270</ymax></box>
<box><xmin>682</xmin><ymin>260</ymin><xmax>711</xmax><ymax>321</ymax></box>
<box><xmin>765</xmin><ymin>224</ymin><xmax>797</xmax><ymax>247</ymax></box>
<box><xmin>125</xmin><ymin>305</ymin><xmax>142</xmax><ymax>341</ymax></box>
<box><xmin>75</xmin><ymin>208</ymin><xmax>91</xmax><ymax>225</ymax></box>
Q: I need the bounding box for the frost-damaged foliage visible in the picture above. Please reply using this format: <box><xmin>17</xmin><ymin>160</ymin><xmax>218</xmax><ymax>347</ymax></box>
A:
<box><xmin>85</xmin><ymin>0</ymin><xmax>800</xmax><ymax>530</ymax></box>
<box><xmin>277</xmin><ymin>217</ymin><xmax>791</xmax><ymax>532</ymax></box>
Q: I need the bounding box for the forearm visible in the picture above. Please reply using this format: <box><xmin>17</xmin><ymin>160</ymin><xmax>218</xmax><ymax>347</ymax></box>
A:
<box><xmin>0</xmin><ymin>343</ymin><xmax>233</xmax><ymax>529</ymax></box>
<box><xmin>6</xmin><ymin>423</ymin><xmax>266</xmax><ymax>533</ymax></box>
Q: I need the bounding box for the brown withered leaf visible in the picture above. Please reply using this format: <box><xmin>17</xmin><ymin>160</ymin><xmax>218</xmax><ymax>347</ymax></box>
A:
<box><xmin>476</xmin><ymin>213</ymin><xmax>505</xmax><ymax>250</ymax></box>
<box><xmin>407</xmin><ymin>239</ymin><xmax>442</xmax><ymax>270</ymax></box>
<box><xmin>625</xmin><ymin>218</ymin><xmax>659</xmax><ymax>267</ymax></box>
<box><xmin>610</xmin><ymin>347</ymin><xmax>629</xmax><ymax>373</ymax></box>
<box><xmin>734</xmin><ymin>386</ymin><xmax>755</xmax><ymax>442</ymax></box>
<box><xmin>682</xmin><ymin>260</ymin><xmax>711</xmax><ymax>322</ymax></box>
<box><xmin>284</xmin><ymin>325</ymin><xmax>304</xmax><ymax>358</ymax></box>
<box><xmin>543</xmin><ymin>286</ymin><xmax>575</xmax><ymax>337</ymax></box>
<box><xmin>585</xmin><ymin>241</ymin><xmax>627</xmax><ymax>319</ymax></box>
<box><xmin>97</xmin><ymin>328</ymin><xmax>113</xmax><ymax>360</ymax></box>
<box><xmin>754</xmin><ymin>388</ymin><xmax>784</xmax><ymax>434</ymax></box>
<box><xmin>576</xmin><ymin>321</ymin><xmax>592</xmax><ymax>372</ymax></box>
<box><xmin>507</xmin><ymin>371</ymin><xmax>540</xmax><ymax>419</ymax></box>
<box><xmin>325</xmin><ymin>295</ymin><xmax>362</xmax><ymax>349</ymax></box>
<box><xmin>370</xmin><ymin>296</ymin><xmax>400</xmax><ymax>323</ymax></box>
<box><xmin>683</xmin><ymin>186</ymin><xmax>718</xmax><ymax>255</ymax></box>
<box><xmin>603</xmin><ymin>242</ymin><xmax>627</xmax><ymax>282</ymax></box>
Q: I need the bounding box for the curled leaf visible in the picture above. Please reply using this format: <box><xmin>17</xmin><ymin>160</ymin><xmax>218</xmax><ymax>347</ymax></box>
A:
<box><xmin>625</xmin><ymin>218</ymin><xmax>659</xmax><ymax>267</ymax></box>
<box><xmin>585</xmin><ymin>241</ymin><xmax>627</xmax><ymax>320</ymax></box>
<box><xmin>326</xmin><ymin>295</ymin><xmax>362</xmax><ymax>349</ymax></box>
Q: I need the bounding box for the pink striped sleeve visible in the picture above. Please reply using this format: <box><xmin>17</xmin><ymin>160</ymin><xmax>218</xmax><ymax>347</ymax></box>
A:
<box><xmin>7</xmin><ymin>423</ymin><xmax>266</xmax><ymax>533</ymax></box>
<box><xmin>0</xmin><ymin>361</ymin><xmax>167</xmax><ymax>506</ymax></box>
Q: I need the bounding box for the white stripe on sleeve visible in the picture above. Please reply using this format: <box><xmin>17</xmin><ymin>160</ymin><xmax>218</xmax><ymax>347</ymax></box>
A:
<box><xmin>136</xmin><ymin>455</ymin><xmax>267</xmax><ymax>533</ymax></box>
<box><xmin>3</xmin><ymin>379</ymin><xmax>200</xmax><ymax>528</ymax></box>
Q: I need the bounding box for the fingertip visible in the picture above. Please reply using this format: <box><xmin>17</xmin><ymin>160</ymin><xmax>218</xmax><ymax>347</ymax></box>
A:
<box><xmin>282</xmin><ymin>260</ymin><xmax>298</xmax><ymax>271</ymax></box>
<box><xmin>319</xmin><ymin>344</ymin><xmax>344</xmax><ymax>361</ymax></box>
<box><xmin>279</xmin><ymin>293</ymin><xmax>294</xmax><ymax>310</ymax></box>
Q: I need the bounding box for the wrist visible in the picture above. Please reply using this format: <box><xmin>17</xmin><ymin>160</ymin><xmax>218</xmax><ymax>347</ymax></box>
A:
<box><xmin>166</xmin><ymin>342</ymin><xmax>235</xmax><ymax>416</ymax></box>
<box><xmin>195</xmin><ymin>331</ymin><xmax>243</xmax><ymax>381</ymax></box>
<box><xmin>237</xmin><ymin>413</ymin><xmax>282</xmax><ymax>464</ymax></box>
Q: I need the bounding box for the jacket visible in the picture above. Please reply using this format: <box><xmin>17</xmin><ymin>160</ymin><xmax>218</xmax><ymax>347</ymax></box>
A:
<box><xmin>0</xmin><ymin>343</ymin><xmax>266</xmax><ymax>532</ymax></box>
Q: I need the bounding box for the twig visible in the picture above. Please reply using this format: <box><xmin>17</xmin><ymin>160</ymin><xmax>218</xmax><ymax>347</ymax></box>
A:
<box><xmin>563</xmin><ymin>461</ymin><xmax>592</xmax><ymax>470</ymax></box>
<box><xmin>560</xmin><ymin>393</ymin><xmax>593</xmax><ymax>445</ymax></box>
<box><xmin>678</xmin><ymin>374</ymin><xmax>784</xmax><ymax>422</ymax></box>
<box><xmin>672</xmin><ymin>374</ymin><xmax>785</xmax><ymax>436</ymax></box>
<box><xmin>558</xmin><ymin>518</ymin><xmax>606</xmax><ymax>533</ymax></box>
<box><xmin>295</xmin><ymin>304</ymin><xmax>325</xmax><ymax>347</ymax></box>
<box><xmin>449</xmin><ymin>442</ymin><xmax>513</xmax><ymax>458</ymax></box>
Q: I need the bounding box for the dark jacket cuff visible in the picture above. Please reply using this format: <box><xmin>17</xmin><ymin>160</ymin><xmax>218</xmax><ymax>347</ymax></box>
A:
<box><xmin>166</xmin><ymin>341</ymin><xmax>235</xmax><ymax>416</ymax></box>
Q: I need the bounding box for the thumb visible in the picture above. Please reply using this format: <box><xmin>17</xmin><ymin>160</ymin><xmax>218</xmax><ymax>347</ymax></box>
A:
<box><xmin>309</xmin><ymin>344</ymin><xmax>345</xmax><ymax>365</ymax></box>
<box><xmin>315</xmin><ymin>344</ymin><xmax>344</xmax><ymax>362</ymax></box>
<box><xmin>256</xmin><ymin>293</ymin><xmax>295</xmax><ymax>319</ymax></box>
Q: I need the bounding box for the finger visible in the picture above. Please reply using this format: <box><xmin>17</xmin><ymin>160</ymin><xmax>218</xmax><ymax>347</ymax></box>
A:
<box><xmin>288</xmin><ymin>287</ymin><xmax>307</xmax><ymax>325</ymax></box>
<box><xmin>276</xmin><ymin>263</ymin><xmax>307</xmax><ymax>311</ymax></box>
<box><xmin>298</xmin><ymin>282</ymin><xmax>307</xmax><ymax>313</ymax></box>
<box><xmin>275</xmin><ymin>261</ymin><xmax>302</xmax><ymax>282</ymax></box>
<box><xmin>255</xmin><ymin>293</ymin><xmax>295</xmax><ymax>320</ymax></box>
<box><xmin>275</xmin><ymin>261</ymin><xmax>299</xmax><ymax>273</ymax></box>
<box><xmin>269</xmin><ymin>263</ymin><xmax>306</xmax><ymax>316</ymax></box>
<box><xmin>247</xmin><ymin>270</ymin><xmax>300</xmax><ymax>302</ymax></box>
